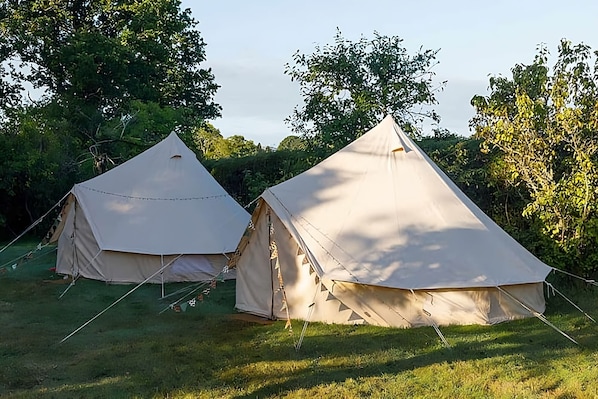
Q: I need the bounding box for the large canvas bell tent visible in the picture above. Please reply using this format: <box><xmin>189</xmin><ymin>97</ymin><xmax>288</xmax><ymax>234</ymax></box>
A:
<box><xmin>233</xmin><ymin>116</ymin><xmax>553</xmax><ymax>328</ymax></box>
<box><xmin>53</xmin><ymin>132</ymin><xmax>250</xmax><ymax>284</ymax></box>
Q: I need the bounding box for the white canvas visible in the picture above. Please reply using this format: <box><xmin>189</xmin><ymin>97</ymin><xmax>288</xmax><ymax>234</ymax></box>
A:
<box><xmin>55</xmin><ymin>132</ymin><xmax>249</xmax><ymax>283</ymax></box>
<box><xmin>234</xmin><ymin>116</ymin><xmax>552</xmax><ymax>328</ymax></box>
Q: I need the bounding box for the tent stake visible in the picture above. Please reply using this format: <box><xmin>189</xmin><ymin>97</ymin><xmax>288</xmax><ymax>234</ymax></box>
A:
<box><xmin>58</xmin><ymin>276</ymin><xmax>78</xmax><ymax>299</ymax></box>
<box><xmin>410</xmin><ymin>290</ymin><xmax>451</xmax><ymax>348</ymax></box>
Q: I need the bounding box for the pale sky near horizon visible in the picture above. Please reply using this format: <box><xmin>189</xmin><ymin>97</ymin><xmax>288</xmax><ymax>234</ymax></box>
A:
<box><xmin>182</xmin><ymin>1</ymin><xmax>598</xmax><ymax>147</ymax></box>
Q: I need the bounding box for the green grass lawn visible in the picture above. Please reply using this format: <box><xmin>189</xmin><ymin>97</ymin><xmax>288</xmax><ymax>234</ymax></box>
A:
<box><xmin>1</xmin><ymin>242</ymin><xmax>598</xmax><ymax>398</ymax></box>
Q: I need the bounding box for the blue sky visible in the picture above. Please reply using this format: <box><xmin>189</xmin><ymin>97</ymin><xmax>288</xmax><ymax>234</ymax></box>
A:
<box><xmin>182</xmin><ymin>0</ymin><xmax>598</xmax><ymax>147</ymax></box>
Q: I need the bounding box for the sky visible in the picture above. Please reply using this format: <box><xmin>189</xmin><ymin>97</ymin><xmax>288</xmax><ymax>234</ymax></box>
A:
<box><xmin>181</xmin><ymin>0</ymin><xmax>598</xmax><ymax>148</ymax></box>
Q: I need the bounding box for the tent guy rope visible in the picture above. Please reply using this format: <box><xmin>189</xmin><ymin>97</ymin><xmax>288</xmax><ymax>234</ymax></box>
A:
<box><xmin>545</xmin><ymin>282</ymin><xmax>596</xmax><ymax>323</ymax></box>
<box><xmin>496</xmin><ymin>286</ymin><xmax>579</xmax><ymax>345</ymax></box>
<box><xmin>0</xmin><ymin>192</ymin><xmax>69</xmax><ymax>255</ymax></box>
<box><xmin>60</xmin><ymin>254</ymin><xmax>183</xmax><ymax>344</ymax></box>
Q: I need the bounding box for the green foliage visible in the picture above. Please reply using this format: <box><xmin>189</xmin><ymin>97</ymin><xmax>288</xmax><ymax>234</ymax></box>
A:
<box><xmin>277</xmin><ymin>135</ymin><xmax>307</xmax><ymax>151</ymax></box>
<box><xmin>191</xmin><ymin>123</ymin><xmax>263</xmax><ymax>160</ymax></box>
<box><xmin>2</xmin><ymin>0</ymin><xmax>220</xmax><ymax>125</ymax></box>
<box><xmin>471</xmin><ymin>39</ymin><xmax>598</xmax><ymax>275</ymax></box>
<box><xmin>192</xmin><ymin>123</ymin><xmax>230</xmax><ymax>159</ymax></box>
<box><xmin>285</xmin><ymin>29</ymin><xmax>443</xmax><ymax>157</ymax></box>
<box><xmin>205</xmin><ymin>150</ymin><xmax>312</xmax><ymax>207</ymax></box>
<box><xmin>226</xmin><ymin>135</ymin><xmax>262</xmax><ymax>158</ymax></box>
<box><xmin>0</xmin><ymin>106</ymin><xmax>79</xmax><ymax>239</ymax></box>
<box><xmin>0</xmin><ymin>0</ymin><xmax>220</xmax><ymax>170</ymax></box>
<box><xmin>0</xmin><ymin>2</ymin><xmax>20</xmax><ymax>113</ymax></box>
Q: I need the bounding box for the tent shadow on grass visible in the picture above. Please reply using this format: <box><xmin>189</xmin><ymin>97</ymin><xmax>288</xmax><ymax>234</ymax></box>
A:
<box><xmin>2</xmin><ymin>250</ymin><xmax>598</xmax><ymax>398</ymax></box>
<box><xmin>1</xmin><ymin>276</ymin><xmax>596</xmax><ymax>398</ymax></box>
<box><xmin>45</xmin><ymin>297</ymin><xmax>598</xmax><ymax>394</ymax></box>
<box><xmin>9</xmin><ymin>317</ymin><xmax>588</xmax><ymax>398</ymax></box>
<box><xmin>224</xmin><ymin>313</ymin><xmax>596</xmax><ymax>399</ymax></box>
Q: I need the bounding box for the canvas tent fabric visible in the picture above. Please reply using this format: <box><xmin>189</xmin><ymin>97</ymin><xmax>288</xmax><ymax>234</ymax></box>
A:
<box><xmin>54</xmin><ymin>132</ymin><xmax>250</xmax><ymax>284</ymax></box>
<box><xmin>233</xmin><ymin>115</ymin><xmax>553</xmax><ymax>328</ymax></box>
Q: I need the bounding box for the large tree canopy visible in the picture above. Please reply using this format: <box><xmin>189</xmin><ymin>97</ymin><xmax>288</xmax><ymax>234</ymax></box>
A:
<box><xmin>2</xmin><ymin>0</ymin><xmax>220</xmax><ymax>118</ymax></box>
<box><xmin>285</xmin><ymin>29</ymin><xmax>443</xmax><ymax>156</ymax></box>
<box><xmin>1</xmin><ymin>0</ymin><xmax>220</xmax><ymax>160</ymax></box>
<box><xmin>471</xmin><ymin>39</ymin><xmax>598</xmax><ymax>275</ymax></box>
<box><xmin>0</xmin><ymin>3</ymin><xmax>21</xmax><ymax>113</ymax></box>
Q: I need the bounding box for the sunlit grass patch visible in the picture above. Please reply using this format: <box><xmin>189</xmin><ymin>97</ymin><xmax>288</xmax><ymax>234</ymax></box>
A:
<box><xmin>1</xmin><ymin>242</ymin><xmax>598</xmax><ymax>398</ymax></box>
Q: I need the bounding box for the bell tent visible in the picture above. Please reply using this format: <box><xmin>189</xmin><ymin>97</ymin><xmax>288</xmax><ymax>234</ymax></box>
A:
<box><xmin>233</xmin><ymin>115</ymin><xmax>553</xmax><ymax>328</ymax></box>
<box><xmin>53</xmin><ymin>132</ymin><xmax>250</xmax><ymax>284</ymax></box>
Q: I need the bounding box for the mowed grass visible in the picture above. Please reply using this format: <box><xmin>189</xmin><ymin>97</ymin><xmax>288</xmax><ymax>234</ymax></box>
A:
<box><xmin>1</xmin><ymin>242</ymin><xmax>598</xmax><ymax>398</ymax></box>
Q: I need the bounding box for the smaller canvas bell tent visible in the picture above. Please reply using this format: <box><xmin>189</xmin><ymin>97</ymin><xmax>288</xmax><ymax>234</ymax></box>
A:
<box><xmin>52</xmin><ymin>132</ymin><xmax>250</xmax><ymax>284</ymax></box>
<box><xmin>233</xmin><ymin>115</ymin><xmax>553</xmax><ymax>328</ymax></box>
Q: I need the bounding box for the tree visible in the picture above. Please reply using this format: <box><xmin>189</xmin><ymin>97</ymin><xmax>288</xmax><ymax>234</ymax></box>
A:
<box><xmin>0</xmin><ymin>105</ymin><xmax>79</xmax><ymax>238</ymax></box>
<box><xmin>1</xmin><ymin>0</ymin><xmax>220</xmax><ymax>168</ymax></box>
<box><xmin>0</xmin><ymin>3</ymin><xmax>21</xmax><ymax>115</ymax></box>
<box><xmin>471</xmin><ymin>39</ymin><xmax>598</xmax><ymax>275</ymax></box>
<box><xmin>277</xmin><ymin>135</ymin><xmax>306</xmax><ymax>151</ymax></box>
<box><xmin>192</xmin><ymin>123</ymin><xmax>229</xmax><ymax>159</ymax></box>
<box><xmin>192</xmin><ymin>123</ymin><xmax>262</xmax><ymax>159</ymax></box>
<box><xmin>285</xmin><ymin>29</ymin><xmax>443</xmax><ymax>156</ymax></box>
<box><xmin>226</xmin><ymin>135</ymin><xmax>260</xmax><ymax>158</ymax></box>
